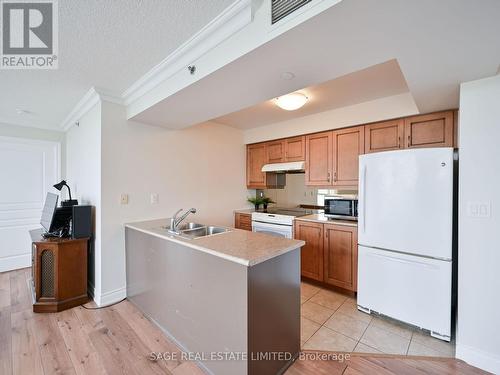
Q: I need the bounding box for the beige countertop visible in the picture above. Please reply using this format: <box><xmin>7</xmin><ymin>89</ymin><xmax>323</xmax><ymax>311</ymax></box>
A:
<box><xmin>295</xmin><ymin>214</ymin><xmax>358</xmax><ymax>227</ymax></box>
<box><xmin>233</xmin><ymin>208</ymin><xmax>256</xmax><ymax>214</ymax></box>
<box><xmin>125</xmin><ymin>219</ymin><xmax>305</xmax><ymax>267</ymax></box>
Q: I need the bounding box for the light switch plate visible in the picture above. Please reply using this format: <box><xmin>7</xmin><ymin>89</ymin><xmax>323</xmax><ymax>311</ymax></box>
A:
<box><xmin>150</xmin><ymin>193</ymin><xmax>159</xmax><ymax>205</ymax></box>
<box><xmin>467</xmin><ymin>201</ymin><xmax>491</xmax><ymax>218</ymax></box>
<box><xmin>120</xmin><ymin>194</ymin><xmax>129</xmax><ymax>205</ymax></box>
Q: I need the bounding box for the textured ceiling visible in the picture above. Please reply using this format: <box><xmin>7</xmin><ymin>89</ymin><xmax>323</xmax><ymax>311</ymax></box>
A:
<box><xmin>0</xmin><ymin>0</ymin><xmax>234</xmax><ymax>130</ymax></box>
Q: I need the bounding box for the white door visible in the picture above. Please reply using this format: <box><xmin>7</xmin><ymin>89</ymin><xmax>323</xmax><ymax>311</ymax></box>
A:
<box><xmin>358</xmin><ymin>148</ymin><xmax>453</xmax><ymax>259</ymax></box>
<box><xmin>0</xmin><ymin>136</ymin><xmax>60</xmax><ymax>272</ymax></box>
<box><xmin>357</xmin><ymin>245</ymin><xmax>452</xmax><ymax>339</ymax></box>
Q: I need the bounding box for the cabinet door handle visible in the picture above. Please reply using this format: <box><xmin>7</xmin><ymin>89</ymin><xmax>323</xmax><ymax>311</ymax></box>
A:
<box><xmin>407</xmin><ymin>135</ymin><xmax>411</xmax><ymax>147</ymax></box>
<box><xmin>333</xmin><ymin>172</ymin><xmax>337</xmax><ymax>182</ymax></box>
<box><xmin>398</xmin><ymin>136</ymin><xmax>401</xmax><ymax>148</ymax></box>
<box><xmin>327</xmin><ymin>172</ymin><xmax>331</xmax><ymax>182</ymax></box>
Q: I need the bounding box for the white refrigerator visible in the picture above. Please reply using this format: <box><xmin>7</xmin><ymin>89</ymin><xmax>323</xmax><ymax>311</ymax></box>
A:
<box><xmin>357</xmin><ymin>148</ymin><xmax>454</xmax><ymax>341</ymax></box>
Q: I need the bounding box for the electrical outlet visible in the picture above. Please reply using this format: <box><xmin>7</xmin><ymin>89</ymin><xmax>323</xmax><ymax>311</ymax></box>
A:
<box><xmin>467</xmin><ymin>201</ymin><xmax>491</xmax><ymax>218</ymax></box>
<box><xmin>120</xmin><ymin>194</ymin><xmax>129</xmax><ymax>205</ymax></box>
<box><xmin>150</xmin><ymin>193</ymin><xmax>159</xmax><ymax>205</ymax></box>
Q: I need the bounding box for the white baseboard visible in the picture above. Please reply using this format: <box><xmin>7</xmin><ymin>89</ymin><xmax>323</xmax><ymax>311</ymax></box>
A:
<box><xmin>456</xmin><ymin>343</ymin><xmax>500</xmax><ymax>374</ymax></box>
<box><xmin>93</xmin><ymin>285</ymin><xmax>127</xmax><ymax>307</ymax></box>
<box><xmin>0</xmin><ymin>253</ymin><xmax>31</xmax><ymax>273</ymax></box>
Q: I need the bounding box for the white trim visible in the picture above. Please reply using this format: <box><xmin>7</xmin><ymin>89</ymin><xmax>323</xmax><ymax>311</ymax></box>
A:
<box><xmin>93</xmin><ymin>285</ymin><xmax>127</xmax><ymax>307</ymax></box>
<box><xmin>59</xmin><ymin>88</ymin><xmax>101</xmax><ymax>131</ymax></box>
<box><xmin>456</xmin><ymin>343</ymin><xmax>500</xmax><ymax>374</ymax></box>
<box><xmin>121</xmin><ymin>0</ymin><xmax>252</xmax><ymax>106</ymax></box>
<box><xmin>0</xmin><ymin>253</ymin><xmax>31</xmax><ymax>273</ymax></box>
<box><xmin>59</xmin><ymin>87</ymin><xmax>123</xmax><ymax>131</ymax></box>
<box><xmin>94</xmin><ymin>87</ymin><xmax>124</xmax><ymax>106</ymax></box>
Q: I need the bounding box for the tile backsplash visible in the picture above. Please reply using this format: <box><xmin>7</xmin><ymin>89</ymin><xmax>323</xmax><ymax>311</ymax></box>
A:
<box><xmin>262</xmin><ymin>173</ymin><xmax>357</xmax><ymax>207</ymax></box>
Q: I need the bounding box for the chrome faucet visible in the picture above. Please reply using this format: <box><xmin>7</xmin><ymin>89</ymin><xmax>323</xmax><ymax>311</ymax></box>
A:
<box><xmin>170</xmin><ymin>208</ymin><xmax>197</xmax><ymax>233</ymax></box>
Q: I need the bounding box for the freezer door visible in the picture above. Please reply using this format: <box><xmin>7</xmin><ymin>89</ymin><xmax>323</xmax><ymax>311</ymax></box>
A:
<box><xmin>358</xmin><ymin>148</ymin><xmax>453</xmax><ymax>259</ymax></box>
<box><xmin>357</xmin><ymin>246</ymin><xmax>451</xmax><ymax>339</ymax></box>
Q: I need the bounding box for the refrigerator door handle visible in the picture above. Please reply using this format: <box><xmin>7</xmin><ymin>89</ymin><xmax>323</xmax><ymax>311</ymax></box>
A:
<box><xmin>359</xmin><ymin>164</ymin><xmax>367</xmax><ymax>233</ymax></box>
<box><xmin>367</xmin><ymin>252</ymin><xmax>440</xmax><ymax>270</ymax></box>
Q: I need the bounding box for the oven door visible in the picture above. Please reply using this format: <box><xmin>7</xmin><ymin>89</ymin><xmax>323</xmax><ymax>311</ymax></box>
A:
<box><xmin>252</xmin><ymin>221</ymin><xmax>293</xmax><ymax>239</ymax></box>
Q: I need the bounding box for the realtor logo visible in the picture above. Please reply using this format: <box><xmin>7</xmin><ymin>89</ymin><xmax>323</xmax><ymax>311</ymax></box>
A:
<box><xmin>1</xmin><ymin>0</ymin><xmax>58</xmax><ymax>69</ymax></box>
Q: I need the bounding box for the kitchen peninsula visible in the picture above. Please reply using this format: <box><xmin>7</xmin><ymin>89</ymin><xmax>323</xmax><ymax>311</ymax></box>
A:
<box><xmin>125</xmin><ymin>219</ymin><xmax>305</xmax><ymax>375</ymax></box>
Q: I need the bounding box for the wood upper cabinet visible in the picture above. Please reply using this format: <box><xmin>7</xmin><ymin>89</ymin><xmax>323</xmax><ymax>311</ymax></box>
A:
<box><xmin>323</xmin><ymin>224</ymin><xmax>358</xmax><ymax>292</ymax></box>
<box><xmin>266</xmin><ymin>140</ymin><xmax>286</xmax><ymax>163</ymax></box>
<box><xmin>332</xmin><ymin>126</ymin><xmax>365</xmax><ymax>187</ymax></box>
<box><xmin>295</xmin><ymin>221</ymin><xmax>324</xmax><ymax>281</ymax></box>
<box><xmin>305</xmin><ymin>131</ymin><xmax>332</xmax><ymax>186</ymax></box>
<box><xmin>405</xmin><ymin>111</ymin><xmax>454</xmax><ymax>148</ymax></box>
<box><xmin>246</xmin><ymin>143</ymin><xmax>267</xmax><ymax>189</ymax></box>
<box><xmin>365</xmin><ymin>119</ymin><xmax>404</xmax><ymax>153</ymax></box>
<box><xmin>285</xmin><ymin>136</ymin><xmax>305</xmax><ymax>161</ymax></box>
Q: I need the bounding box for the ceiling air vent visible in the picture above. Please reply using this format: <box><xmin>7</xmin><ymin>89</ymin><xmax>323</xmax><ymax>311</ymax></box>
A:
<box><xmin>272</xmin><ymin>0</ymin><xmax>312</xmax><ymax>24</ymax></box>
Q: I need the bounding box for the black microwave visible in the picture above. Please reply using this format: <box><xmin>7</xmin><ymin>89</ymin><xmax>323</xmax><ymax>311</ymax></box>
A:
<box><xmin>324</xmin><ymin>197</ymin><xmax>358</xmax><ymax>221</ymax></box>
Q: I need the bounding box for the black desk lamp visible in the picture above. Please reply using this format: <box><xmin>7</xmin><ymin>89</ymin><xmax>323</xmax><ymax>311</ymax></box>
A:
<box><xmin>53</xmin><ymin>180</ymin><xmax>78</xmax><ymax>207</ymax></box>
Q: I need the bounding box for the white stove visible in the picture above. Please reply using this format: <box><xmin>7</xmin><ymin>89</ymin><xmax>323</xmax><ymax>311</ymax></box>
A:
<box><xmin>251</xmin><ymin>208</ymin><xmax>315</xmax><ymax>239</ymax></box>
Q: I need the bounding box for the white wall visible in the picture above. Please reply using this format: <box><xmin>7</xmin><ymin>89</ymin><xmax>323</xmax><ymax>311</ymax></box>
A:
<box><xmin>457</xmin><ymin>74</ymin><xmax>500</xmax><ymax>373</ymax></box>
<box><xmin>0</xmin><ymin>122</ymin><xmax>66</xmax><ymax>176</ymax></box>
<box><xmin>243</xmin><ymin>93</ymin><xmax>418</xmax><ymax>144</ymax></box>
<box><xmin>65</xmin><ymin>103</ymin><xmax>102</xmax><ymax>299</ymax></box>
<box><xmin>99</xmin><ymin>101</ymin><xmax>248</xmax><ymax>304</ymax></box>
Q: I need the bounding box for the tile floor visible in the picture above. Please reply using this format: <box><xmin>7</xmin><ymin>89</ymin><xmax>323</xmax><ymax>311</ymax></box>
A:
<box><xmin>300</xmin><ymin>281</ymin><xmax>455</xmax><ymax>357</ymax></box>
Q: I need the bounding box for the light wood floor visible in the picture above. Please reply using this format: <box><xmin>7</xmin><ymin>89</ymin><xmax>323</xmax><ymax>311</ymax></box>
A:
<box><xmin>0</xmin><ymin>268</ymin><xmax>487</xmax><ymax>375</ymax></box>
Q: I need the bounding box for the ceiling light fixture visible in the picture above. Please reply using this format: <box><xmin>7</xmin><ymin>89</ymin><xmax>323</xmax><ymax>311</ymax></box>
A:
<box><xmin>274</xmin><ymin>92</ymin><xmax>308</xmax><ymax>111</ymax></box>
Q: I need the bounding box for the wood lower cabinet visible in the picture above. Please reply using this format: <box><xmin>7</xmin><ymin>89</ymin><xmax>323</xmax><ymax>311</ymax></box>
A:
<box><xmin>365</xmin><ymin>119</ymin><xmax>404</xmax><ymax>153</ymax></box>
<box><xmin>405</xmin><ymin>111</ymin><xmax>454</xmax><ymax>148</ymax></box>
<box><xmin>305</xmin><ymin>131</ymin><xmax>332</xmax><ymax>186</ymax></box>
<box><xmin>285</xmin><ymin>136</ymin><xmax>305</xmax><ymax>162</ymax></box>
<box><xmin>332</xmin><ymin>126</ymin><xmax>365</xmax><ymax>187</ymax></box>
<box><xmin>267</xmin><ymin>140</ymin><xmax>286</xmax><ymax>163</ymax></box>
<box><xmin>246</xmin><ymin>143</ymin><xmax>267</xmax><ymax>189</ymax></box>
<box><xmin>234</xmin><ymin>212</ymin><xmax>252</xmax><ymax>231</ymax></box>
<box><xmin>323</xmin><ymin>224</ymin><xmax>358</xmax><ymax>291</ymax></box>
<box><xmin>295</xmin><ymin>220</ymin><xmax>358</xmax><ymax>292</ymax></box>
<box><xmin>294</xmin><ymin>221</ymin><xmax>324</xmax><ymax>281</ymax></box>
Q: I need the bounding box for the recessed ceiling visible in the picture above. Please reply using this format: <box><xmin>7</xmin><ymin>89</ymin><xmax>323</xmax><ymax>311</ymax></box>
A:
<box><xmin>213</xmin><ymin>59</ymin><xmax>409</xmax><ymax>129</ymax></box>
<box><xmin>0</xmin><ymin>0</ymin><xmax>234</xmax><ymax>130</ymax></box>
<box><xmin>131</xmin><ymin>0</ymin><xmax>500</xmax><ymax>130</ymax></box>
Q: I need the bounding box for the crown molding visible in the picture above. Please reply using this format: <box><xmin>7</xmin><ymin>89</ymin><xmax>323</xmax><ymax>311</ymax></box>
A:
<box><xmin>59</xmin><ymin>87</ymin><xmax>123</xmax><ymax>131</ymax></box>
<box><xmin>121</xmin><ymin>0</ymin><xmax>252</xmax><ymax>106</ymax></box>
<box><xmin>60</xmin><ymin>0</ymin><xmax>251</xmax><ymax>131</ymax></box>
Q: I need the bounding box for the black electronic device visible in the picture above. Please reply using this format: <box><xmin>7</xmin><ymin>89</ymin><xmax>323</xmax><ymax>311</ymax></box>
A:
<box><xmin>40</xmin><ymin>193</ymin><xmax>92</xmax><ymax>238</ymax></box>
<box><xmin>71</xmin><ymin>205</ymin><xmax>92</xmax><ymax>239</ymax></box>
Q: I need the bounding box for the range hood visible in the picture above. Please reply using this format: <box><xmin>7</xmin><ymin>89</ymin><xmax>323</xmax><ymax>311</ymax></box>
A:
<box><xmin>261</xmin><ymin>161</ymin><xmax>305</xmax><ymax>173</ymax></box>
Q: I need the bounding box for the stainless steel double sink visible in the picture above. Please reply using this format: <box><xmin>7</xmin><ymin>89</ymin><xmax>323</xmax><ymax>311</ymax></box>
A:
<box><xmin>162</xmin><ymin>222</ymin><xmax>231</xmax><ymax>239</ymax></box>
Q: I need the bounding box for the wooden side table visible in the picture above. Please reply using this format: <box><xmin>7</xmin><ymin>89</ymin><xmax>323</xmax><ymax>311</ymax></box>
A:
<box><xmin>29</xmin><ymin>229</ymin><xmax>89</xmax><ymax>313</ymax></box>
